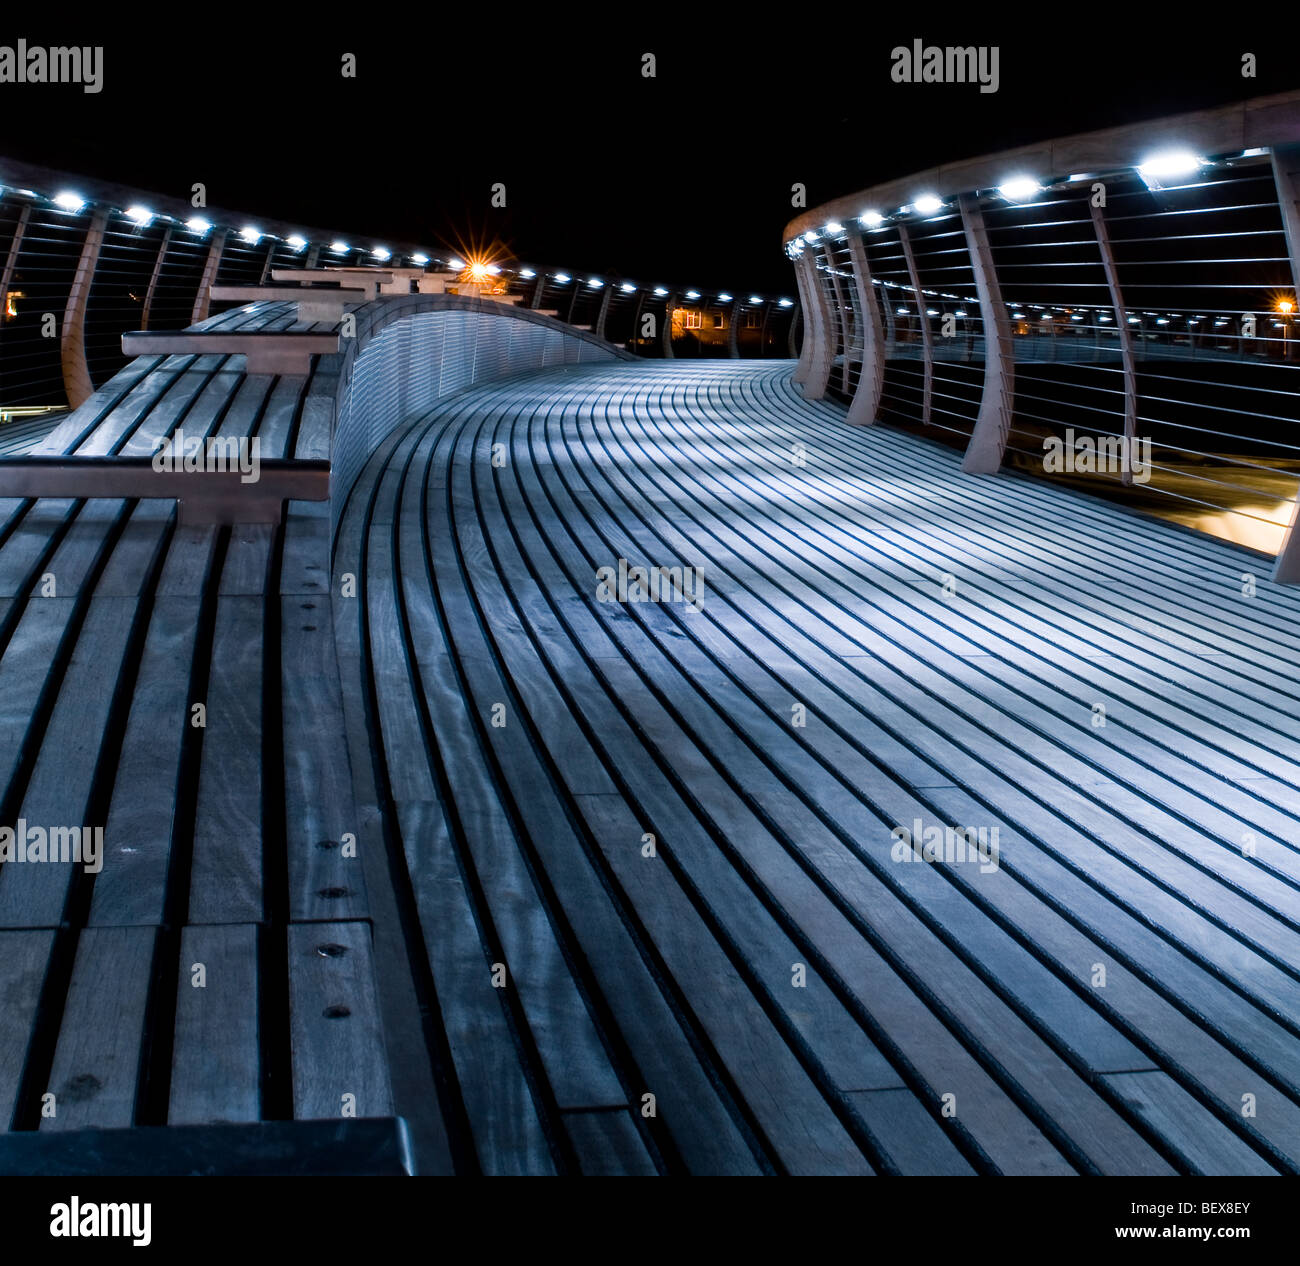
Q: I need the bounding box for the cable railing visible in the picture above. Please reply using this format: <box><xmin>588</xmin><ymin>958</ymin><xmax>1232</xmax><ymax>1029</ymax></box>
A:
<box><xmin>0</xmin><ymin>168</ymin><xmax>802</xmax><ymax>415</ymax></box>
<box><xmin>785</xmin><ymin>89</ymin><xmax>1300</xmax><ymax>581</ymax></box>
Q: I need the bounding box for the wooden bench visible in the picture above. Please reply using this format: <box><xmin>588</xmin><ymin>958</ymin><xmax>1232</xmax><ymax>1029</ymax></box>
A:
<box><xmin>209</xmin><ymin>285</ymin><xmax>367</xmax><ymax>324</ymax></box>
<box><xmin>272</xmin><ymin>269</ymin><xmax>393</xmax><ymax>300</ymax></box>
<box><xmin>0</xmin><ymin>456</ymin><xmax>329</xmax><ymax>525</ymax></box>
<box><xmin>121</xmin><ymin>331</ymin><xmax>341</xmax><ymax>376</ymax></box>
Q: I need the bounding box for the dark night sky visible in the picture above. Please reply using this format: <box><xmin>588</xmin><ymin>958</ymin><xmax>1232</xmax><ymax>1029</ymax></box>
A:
<box><xmin>5</xmin><ymin>18</ymin><xmax>1297</xmax><ymax>295</ymax></box>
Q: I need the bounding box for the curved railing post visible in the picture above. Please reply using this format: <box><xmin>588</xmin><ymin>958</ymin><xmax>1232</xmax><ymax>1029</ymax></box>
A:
<box><xmin>787</xmin><ymin>301</ymin><xmax>801</xmax><ymax>359</ymax></box>
<box><xmin>140</xmin><ymin>224</ymin><xmax>172</xmax><ymax>331</ymax></box>
<box><xmin>845</xmin><ymin>233</ymin><xmax>885</xmax><ymax>426</ymax></box>
<box><xmin>61</xmin><ymin>207</ymin><xmax>108</xmax><ymax>409</ymax></box>
<box><xmin>957</xmin><ymin>192</ymin><xmax>1014</xmax><ymax>474</ymax></box>
<box><xmin>662</xmin><ymin>291</ymin><xmax>677</xmax><ymax>359</ymax></box>
<box><xmin>800</xmin><ymin>250</ymin><xmax>835</xmax><ymax>400</ymax></box>
<box><xmin>897</xmin><ymin>221</ymin><xmax>933</xmax><ymax>426</ymax></box>
<box><xmin>595</xmin><ymin>284</ymin><xmax>613</xmax><ymax>340</ymax></box>
<box><xmin>791</xmin><ymin>257</ymin><xmax>813</xmax><ymax>381</ymax></box>
<box><xmin>728</xmin><ymin>297</ymin><xmax>742</xmax><ymax>359</ymax></box>
<box><xmin>1090</xmin><ymin>199</ymin><xmax>1138</xmax><ymax>486</ymax></box>
<box><xmin>822</xmin><ymin>246</ymin><xmax>852</xmax><ymax>392</ymax></box>
<box><xmin>191</xmin><ymin>228</ymin><xmax>227</xmax><ymax>325</ymax></box>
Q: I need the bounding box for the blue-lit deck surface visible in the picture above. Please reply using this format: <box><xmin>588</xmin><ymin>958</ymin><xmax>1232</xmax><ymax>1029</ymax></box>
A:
<box><xmin>338</xmin><ymin>359</ymin><xmax>1300</xmax><ymax>1176</ymax></box>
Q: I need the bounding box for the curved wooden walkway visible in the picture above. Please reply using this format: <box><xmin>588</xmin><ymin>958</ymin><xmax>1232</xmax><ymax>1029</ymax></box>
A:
<box><xmin>337</xmin><ymin>358</ymin><xmax>1300</xmax><ymax>1176</ymax></box>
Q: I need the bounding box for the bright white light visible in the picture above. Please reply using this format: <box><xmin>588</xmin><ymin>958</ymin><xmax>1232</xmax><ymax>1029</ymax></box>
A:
<box><xmin>1137</xmin><ymin>151</ymin><xmax>1205</xmax><ymax>186</ymax></box>
<box><xmin>1071</xmin><ymin>314</ymin><xmax>1083</xmax><ymax>321</ymax></box>
<box><xmin>803</xmin><ymin>231</ymin><xmax>819</xmax><ymax>244</ymax></box>
<box><xmin>331</xmin><ymin>241</ymin><xmax>350</xmax><ymax>253</ymax></box>
<box><xmin>1098</xmin><ymin>315</ymin><xmax>1112</xmax><ymax>322</ymax></box>
<box><xmin>186</xmin><ymin>217</ymin><xmax>211</xmax><ymax>235</ymax></box>
<box><xmin>486</xmin><ymin>264</ymin><xmax>501</xmax><ymax>275</ymax></box>
<box><xmin>825</xmin><ymin>222</ymin><xmax>844</xmax><ymax>235</ymax></box>
<box><xmin>654</xmin><ymin>287</ymin><xmax>668</xmax><ymax>296</ymax></box>
<box><xmin>1041</xmin><ymin>313</ymin><xmax>1052</xmax><ymax>321</ymax></box>
<box><xmin>749</xmin><ymin>295</ymin><xmax>762</xmax><ymax>304</ymax></box>
<box><xmin>686</xmin><ymin>290</ymin><xmax>700</xmax><ymax>300</ymax></box>
<box><xmin>588</xmin><ymin>277</ymin><xmax>603</xmax><ymax>288</ymax></box>
<box><xmin>1242</xmin><ymin>147</ymin><xmax>1268</xmax><ymax>158</ymax></box>
<box><xmin>553</xmin><ymin>272</ymin><xmax>570</xmax><ymax>283</ymax></box>
<box><xmin>125</xmin><ymin>205</ymin><xmax>154</xmax><ymax>226</ymax></box>
<box><xmin>621</xmin><ymin>282</ymin><xmax>636</xmax><ymax>292</ymax></box>
<box><xmin>287</xmin><ymin>235</ymin><xmax>308</xmax><ymax>251</ymax></box>
<box><xmin>53</xmin><ymin>191</ymin><xmax>86</xmax><ymax>212</ymax></box>
<box><xmin>778</xmin><ymin>298</ymin><xmax>793</xmax><ymax>307</ymax></box>
<box><xmin>913</xmin><ymin>195</ymin><xmax>943</xmax><ymax>215</ymax></box>
<box><xmin>1012</xmin><ymin>312</ymin><xmax>1026</xmax><ymax>319</ymax></box>
<box><xmin>896</xmin><ymin>307</ymin><xmax>909</xmax><ymax>315</ymax></box>
<box><xmin>1128</xmin><ymin>317</ymin><xmax>1140</xmax><ymax>324</ymax></box>
<box><xmin>519</xmin><ymin>268</ymin><xmax>536</xmax><ymax>278</ymax></box>
<box><xmin>718</xmin><ymin>293</ymin><xmax>733</xmax><ymax>302</ymax></box>
<box><xmin>240</xmin><ymin>226</ymin><xmax>262</xmax><ymax>244</ymax></box>
<box><xmin>1067</xmin><ymin>173</ymin><xmax>1092</xmax><ymax>182</ymax></box>
<box><xmin>926</xmin><ymin>309</ymin><xmax>939</xmax><ymax>316</ymax></box>
<box><xmin>954</xmin><ymin>310</ymin><xmax>967</xmax><ymax>317</ymax></box>
<box><xmin>997</xmin><ymin>177</ymin><xmax>1042</xmax><ymax>202</ymax></box>
<box><xmin>860</xmin><ymin>210</ymin><xmax>884</xmax><ymax>226</ymax></box>
<box><xmin>372</xmin><ymin>247</ymin><xmax>391</xmax><ymax>260</ymax></box>
<box><xmin>412</xmin><ymin>253</ymin><xmax>429</xmax><ymax>265</ymax></box>
<box><xmin>1156</xmin><ymin>318</ymin><xmax>1169</xmax><ymax>324</ymax></box>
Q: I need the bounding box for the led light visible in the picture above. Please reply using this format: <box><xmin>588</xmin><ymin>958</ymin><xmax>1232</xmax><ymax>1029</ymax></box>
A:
<box><xmin>997</xmin><ymin>177</ymin><xmax>1042</xmax><ymax>202</ymax></box>
<box><xmin>926</xmin><ymin>309</ymin><xmax>939</xmax><ymax>316</ymax></box>
<box><xmin>860</xmin><ymin>210</ymin><xmax>884</xmax><ymax>226</ymax></box>
<box><xmin>519</xmin><ymin>268</ymin><xmax>535</xmax><ymax>278</ymax></box>
<box><xmin>553</xmin><ymin>272</ymin><xmax>570</xmax><ymax>283</ymax></box>
<box><xmin>912</xmin><ymin>195</ymin><xmax>943</xmax><ymax>215</ymax></box>
<box><xmin>825</xmin><ymin>222</ymin><xmax>844</xmax><ymax>235</ymax></box>
<box><xmin>896</xmin><ymin>307</ymin><xmax>909</xmax><ymax>315</ymax></box>
<box><xmin>1098</xmin><ymin>315</ymin><xmax>1112</xmax><ymax>322</ymax></box>
<box><xmin>749</xmin><ymin>296</ymin><xmax>762</xmax><ymax>304</ymax></box>
<box><xmin>718</xmin><ymin>293</ymin><xmax>733</xmax><ymax>302</ymax></box>
<box><xmin>1067</xmin><ymin>173</ymin><xmax>1093</xmax><ymax>182</ymax></box>
<box><xmin>1012</xmin><ymin>312</ymin><xmax>1026</xmax><ymax>319</ymax></box>
<box><xmin>654</xmin><ymin>287</ymin><xmax>668</xmax><ymax>296</ymax></box>
<box><xmin>1156</xmin><ymin>318</ymin><xmax>1169</xmax><ymax>324</ymax></box>
<box><xmin>954</xmin><ymin>310</ymin><xmax>967</xmax><ymax>318</ymax></box>
<box><xmin>186</xmin><ymin>217</ymin><xmax>212</xmax><ymax>234</ymax></box>
<box><xmin>686</xmin><ymin>290</ymin><xmax>700</xmax><ymax>300</ymax></box>
<box><xmin>486</xmin><ymin>264</ymin><xmax>501</xmax><ymax>275</ymax></box>
<box><xmin>331</xmin><ymin>241</ymin><xmax>350</xmax><ymax>253</ymax></box>
<box><xmin>124</xmin><ymin>205</ymin><xmax>154</xmax><ymax>226</ymax></box>
<box><xmin>1137</xmin><ymin>150</ymin><xmax>1205</xmax><ymax>188</ymax></box>
<box><xmin>803</xmin><ymin>231</ymin><xmax>819</xmax><ymax>244</ymax></box>
<box><xmin>588</xmin><ymin>277</ymin><xmax>603</xmax><ymax>288</ymax></box>
<box><xmin>372</xmin><ymin>246</ymin><xmax>391</xmax><ymax>260</ymax></box>
<box><xmin>1242</xmin><ymin>147</ymin><xmax>1268</xmax><ymax>158</ymax></box>
<box><xmin>621</xmin><ymin>282</ymin><xmax>636</xmax><ymax>292</ymax></box>
<box><xmin>412</xmin><ymin>253</ymin><xmax>429</xmax><ymax>265</ymax></box>
<box><xmin>287</xmin><ymin>235</ymin><xmax>307</xmax><ymax>251</ymax></box>
<box><xmin>778</xmin><ymin>298</ymin><xmax>793</xmax><ymax>307</ymax></box>
<box><xmin>1128</xmin><ymin>317</ymin><xmax>1141</xmax><ymax>324</ymax></box>
<box><xmin>53</xmin><ymin>191</ymin><xmax>86</xmax><ymax>212</ymax></box>
<box><xmin>240</xmin><ymin>226</ymin><xmax>262</xmax><ymax>244</ymax></box>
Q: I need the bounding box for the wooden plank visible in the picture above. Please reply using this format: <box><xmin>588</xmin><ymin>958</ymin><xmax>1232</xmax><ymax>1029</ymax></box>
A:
<box><xmin>563</xmin><ymin>1109</ymin><xmax>658</xmax><ymax>1176</ymax></box>
<box><xmin>0</xmin><ymin>597</ymin><xmax>137</xmax><ymax>928</ymax></box>
<box><xmin>287</xmin><ymin>921</ymin><xmax>393</xmax><ymax>1121</ymax></box>
<box><xmin>846</xmin><ymin>1089</ymin><xmax>980</xmax><ymax>1176</ymax></box>
<box><xmin>1102</xmin><ymin>1072</ymin><xmax>1277</xmax><ymax>1176</ymax></box>
<box><xmin>0</xmin><ymin>930</ymin><xmax>56</xmax><ymax>1129</ymax></box>
<box><xmin>40</xmin><ymin>926</ymin><xmax>155</xmax><ymax>1132</ymax></box>
<box><xmin>88</xmin><ymin>597</ymin><xmax>201</xmax><ymax>928</ymax></box>
<box><xmin>282</xmin><ymin>596</ymin><xmax>368</xmax><ymax>922</ymax></box>
<box><xmin>169</xmin><ymin>924</ymin><xmax>260</xmax><ymax>1125</ymax></box>
<box><xmin>189</xmin><ymin>595</ymin><xmax>265</xmax><ymax>925</ymax></box>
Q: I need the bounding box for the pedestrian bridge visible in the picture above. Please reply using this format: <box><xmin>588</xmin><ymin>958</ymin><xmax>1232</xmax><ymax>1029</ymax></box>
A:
<box><xmin>2</xmin><ymin>92</ymin><xmax>1300</xmax><ymax>1176</ymax></box>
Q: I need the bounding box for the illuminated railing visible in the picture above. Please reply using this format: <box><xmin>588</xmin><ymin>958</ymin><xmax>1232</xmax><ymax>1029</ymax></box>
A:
<box><xmin>786</xmin><ymin>89</ymin><xmax>1300</xmax><ymax>583</ymax></box>
<box><xmin>0</xmin><ymin>160</ymin><xmax>800</xmax><ymax>415</ymax></box>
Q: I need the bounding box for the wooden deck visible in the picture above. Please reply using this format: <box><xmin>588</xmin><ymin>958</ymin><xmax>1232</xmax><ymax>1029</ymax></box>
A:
<box><xmin>3</xmin><ymin>318</ymin><xmax>1300</xmax><ymax>1174</ymax></box>
<box><xmin>0</xmin><ymin>299</ymin><xmax>393</xmax><ymax>1159</ymax></box>
<box><xmin>335</xmin><ymin>358</ymin><xmax>1300</xmax><ymax>1176</ymax></box>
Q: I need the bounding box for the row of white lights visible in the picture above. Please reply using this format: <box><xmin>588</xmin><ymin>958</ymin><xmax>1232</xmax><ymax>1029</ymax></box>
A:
<box><xmin>788</xmin><ymin>149</ymin><xmax>1248</xmax><ymax>256</ymax></box>
<box><xmin>4</xmin><ymin>185</ymin><xmax>797</xmax><ymax>309</ymax></box>
<box><xmin>512</xmin><ymin>267</ymin><xmax>792</xmax><ymax>307</ymax></box>
<box><xmin>2</xmin><ymin>185</ymin><xmax>451</xmax><ymax>266</ymax></box>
